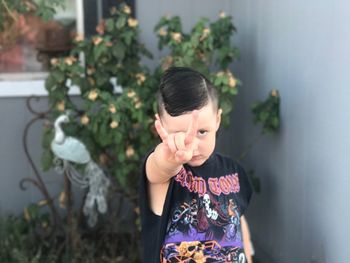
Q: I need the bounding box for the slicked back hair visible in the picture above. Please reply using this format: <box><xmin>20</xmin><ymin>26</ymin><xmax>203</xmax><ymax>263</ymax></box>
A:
<box><xmin>157</xmin><ymin>67</ymin><xmax>219</xmax><ymax>117</ymax></box>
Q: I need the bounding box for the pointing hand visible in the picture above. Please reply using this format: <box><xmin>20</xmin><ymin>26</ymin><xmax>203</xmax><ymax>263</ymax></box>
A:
<box><xmin>154</xmin><ymin>111</ymin><xmax>199</xmax><ymax>165</ymax></box>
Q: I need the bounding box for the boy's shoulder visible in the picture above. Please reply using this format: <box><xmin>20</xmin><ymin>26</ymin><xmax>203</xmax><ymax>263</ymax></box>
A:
<box><xmin>194</xmin><ymin>151</ymin><xmax>245</xmax><ymax>174</ymax></box>
<box><xmin>211</xmin><ymin>151</ymin><xmax>242</xmax><ymax>167</ymax></box>
<box><xmin>213</xmin><ymin>151</ymin><xmax>234</xmax><ymax>161</ymax></box>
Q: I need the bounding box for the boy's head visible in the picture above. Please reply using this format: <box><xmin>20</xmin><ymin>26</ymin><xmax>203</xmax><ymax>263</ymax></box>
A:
<box><xmin>156</xmin><ymin>67</ymin><xmax>222</xmax><ymax>166</ymax></box>
<box><xmin>156</xmin><ymin>67</ymin><xmax>219</xmax><ymax>116</ymax></box>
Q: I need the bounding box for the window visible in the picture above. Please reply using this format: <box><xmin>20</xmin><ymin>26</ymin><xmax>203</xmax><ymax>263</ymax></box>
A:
<box><xmin>0</xmin><ymin>0</ymin><xmax>77</xmax><ymax>75</ymax></box>
<box><xmin>83</xmin><ymin>0</ymin><xmax>136</xmax><ymax>37</ymax></box>
<box><xmin>0</xmin><ymin>0</ymin><xmax>135</xmax><ymax>97</ymax></box>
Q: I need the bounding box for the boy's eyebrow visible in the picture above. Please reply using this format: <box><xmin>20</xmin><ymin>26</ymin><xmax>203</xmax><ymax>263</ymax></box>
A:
<box><xmin>168</xmin><ymin>126</ymin><xmax>211</xmax><ymax>133</ymax></box>
<box><xmin>168</xmin><ymin>129</ymin><xmax>186</xmax><ymax>134</ymax></box>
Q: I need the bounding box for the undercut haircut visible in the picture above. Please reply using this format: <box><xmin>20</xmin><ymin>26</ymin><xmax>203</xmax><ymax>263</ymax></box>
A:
<box><xmin>157</xmin><ymin>67</ymin><xmax>219</xmax><ymax>117</ymax></box>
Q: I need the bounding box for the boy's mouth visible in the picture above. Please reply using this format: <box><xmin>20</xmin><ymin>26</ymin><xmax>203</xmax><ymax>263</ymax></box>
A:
<box><xmin>191</xmin><ymin>155</ymin><xmax>202</xmax><ymax>161</ymax></box>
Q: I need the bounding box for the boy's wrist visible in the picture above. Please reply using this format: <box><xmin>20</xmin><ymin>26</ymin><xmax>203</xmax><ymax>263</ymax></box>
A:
<box><xmin>153</xmin><ymin>144</ymin><xmax>182</xmax><ymax>176</ymax></box>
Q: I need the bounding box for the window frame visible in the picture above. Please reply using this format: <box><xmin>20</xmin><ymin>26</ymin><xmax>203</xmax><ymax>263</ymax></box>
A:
<box><xmin>0</xmin><ymin>0</ymin><xmax>132</xmax><ymax>97</ymax></box>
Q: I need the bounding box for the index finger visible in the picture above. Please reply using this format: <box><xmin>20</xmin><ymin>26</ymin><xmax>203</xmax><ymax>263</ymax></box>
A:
<box><xmin>185</xmin><ymin>110</ymin><xmax>199</xmax><ymax>145</ymax></box>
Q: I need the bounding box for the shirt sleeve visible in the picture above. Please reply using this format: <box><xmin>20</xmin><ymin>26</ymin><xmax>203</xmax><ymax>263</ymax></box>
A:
<box><xmin>139</xmin><ymin>149</ymin><xmax>160</xmax><ymax>217</ymax></box>
<box><xmin>138</xmin><ymin>149</ymin><xmax>162</xmax><ymax>262</ymax></box>
<box><xmin>234</xmin><ymin>161</ymin><xmax>253</xmax><ymax>216</ymax></box>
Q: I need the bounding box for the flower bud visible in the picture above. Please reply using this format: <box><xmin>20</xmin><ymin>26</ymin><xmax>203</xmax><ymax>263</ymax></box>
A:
<box><xmin>128</xmin><ymin>18</ymin><xmax>138</xmax><ymax>27</ymax></box>
<box><xmin>110</xmin><ymin>120</ymin><xmax>119</xmax><ymax>129</ymax></box>
<box><xmin>56</xmin><ymin>101</ymin><xmax>65</xmax><ymax>112</ymax></box>
<box><xmin>81</xmin><ymin>115</ymin><xmax>90</xmax><ymax>125</ymax></box>
<box><xmin>88</xmin><ymin>90</ymin><xmax>98</xmax><ymax>101</ymax></box>
<box><xmin>126</xmin><ymin>146</ymin><xmax>135</xmax><ymax>158</ymax></box>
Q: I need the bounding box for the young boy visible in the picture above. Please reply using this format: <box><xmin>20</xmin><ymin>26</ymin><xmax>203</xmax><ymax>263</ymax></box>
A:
<box><xmin>140</xmin><ymin>67</ymin><xmax>252</xmax><ymax>263</ymax></box>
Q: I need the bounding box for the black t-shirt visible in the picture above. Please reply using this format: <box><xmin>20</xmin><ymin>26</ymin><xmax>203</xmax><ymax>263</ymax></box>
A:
<box><xmin>139</xmin><ymin>151</ymin><xmax>252</xmax><ymax>263</ymax></box>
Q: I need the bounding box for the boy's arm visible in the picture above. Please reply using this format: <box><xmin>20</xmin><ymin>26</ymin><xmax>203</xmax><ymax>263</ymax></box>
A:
<box><xmin>146</xmin><ymin>144</ymin><xmax>183</xmax><ymax>185</ymax></box>
<box><xmin>145</xmin><ymin>144</ymin><xmax>183</xmax><ymax>215</ymax></box>
<box><xmin>145</xmin><ymin>112</ymin><xmax>198</xmax><ymax>215</ymax></box>
<box><xmin>241</xmin><ymin>215</ymin><xmax>253</xmax><ymax>263</ymax></box>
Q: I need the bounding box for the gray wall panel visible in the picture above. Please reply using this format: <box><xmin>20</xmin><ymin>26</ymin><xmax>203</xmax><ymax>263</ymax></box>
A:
<box><xmin>226</xmin><ymin>1</ymin><xmax>350</xmax><ymax>262</ymax></box>
<box><xmin>0</xmin><ymin>97</ymin><xmax>62</xmax><ymax>216</ymax></box>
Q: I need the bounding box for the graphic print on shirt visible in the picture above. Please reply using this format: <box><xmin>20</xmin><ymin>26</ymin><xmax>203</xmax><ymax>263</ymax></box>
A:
<box><xmin>161</xmin><ymin>167</ymin><xmax>246</xmax><ymax>263</ymax></box>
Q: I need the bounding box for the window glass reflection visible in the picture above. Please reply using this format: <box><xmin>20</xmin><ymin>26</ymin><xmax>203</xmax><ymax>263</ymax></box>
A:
<box><xmin>0</xmin><ymin>0</ymin><xmax>76</xmax><ymax>74</ymax></box>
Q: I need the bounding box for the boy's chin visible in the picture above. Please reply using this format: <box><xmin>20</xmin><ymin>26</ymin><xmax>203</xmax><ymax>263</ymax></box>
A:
<box><xmin>187</xmin><ymin>157</ymin><xmax>206</xmax><ymax>167</ymax></box>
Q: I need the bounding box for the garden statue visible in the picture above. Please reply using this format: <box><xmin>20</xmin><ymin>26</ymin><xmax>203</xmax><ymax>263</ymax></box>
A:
<box><xmin>51</xmin><ymin>114</ymin><xmax>110</xmax><ymax>226</ymax></box>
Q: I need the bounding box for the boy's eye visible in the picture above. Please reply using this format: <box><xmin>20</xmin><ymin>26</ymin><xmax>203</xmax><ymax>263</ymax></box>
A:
<box><xmin>197</xmin><ymin>130</ymin><xmax>208</xmax><ymax>137</ymax></box>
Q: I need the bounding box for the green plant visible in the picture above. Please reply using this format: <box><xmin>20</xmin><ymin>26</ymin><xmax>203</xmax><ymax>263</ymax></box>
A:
<box><xmin>251</xmin><ymin>89</ymin><xmax>280</xmax><ymax>134</ymax></box>
<box><xmin>0</xmin><ymin>203</ymin><xmax>141</xmax><ymax>262</ymax></box>
<box><xmin>44</xmin><ymin>3</ymin><xmax>156</xmax><ymax>195</ymax></box>
<box><xmin>43</xmin><ymin>7</ymin><xmax>243</xmax><ymax>198</ymax></box>
<box><xmin>0</xmin><ymin>205</ymin><xmax>58</xmax><ymax>263</ymax></box>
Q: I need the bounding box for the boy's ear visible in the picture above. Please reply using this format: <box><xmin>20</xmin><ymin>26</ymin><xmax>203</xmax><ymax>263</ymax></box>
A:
<box><xmin>216</xmin><ymin>108</ymin><xmax>222</xmax><ymax>131</ymax></box>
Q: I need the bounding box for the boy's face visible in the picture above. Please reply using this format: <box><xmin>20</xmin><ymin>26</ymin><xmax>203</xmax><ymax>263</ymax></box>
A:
<box><xmin>159</xmin><ymin>101</ymin><xmax>222</xmax><ymax>167</ymax></box>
